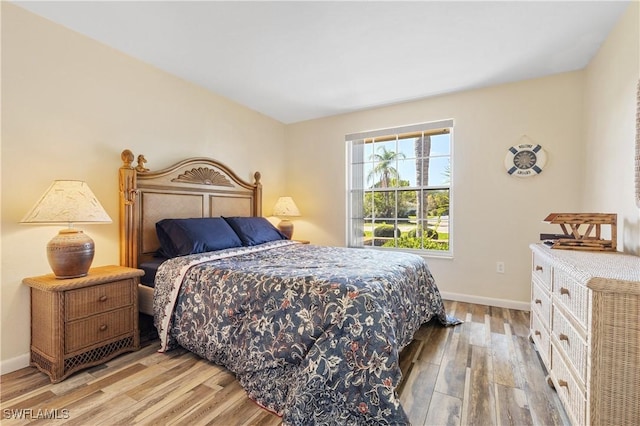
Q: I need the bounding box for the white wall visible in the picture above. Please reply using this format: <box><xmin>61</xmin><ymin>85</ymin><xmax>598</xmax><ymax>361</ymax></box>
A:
<box><xmin>1</xmin><ymin>3</ymin><xmax>287</xmax><ymax>372</ymax></box>
<box><xmin>583</xmin><ymin>1</ymin><xmax>640</xmax><ymax>255</ymax></box>
<box><xmin>286</xmin><ymin>72</ymin><xmax>585</xmax><ymax>309</ymax></box>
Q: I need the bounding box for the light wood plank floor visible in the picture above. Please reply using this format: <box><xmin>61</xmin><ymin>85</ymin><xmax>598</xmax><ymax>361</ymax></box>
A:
<box><xmin>1</xmin><ymin>301</ymin><xmax>569</xmax><ymax>425</ymax></box>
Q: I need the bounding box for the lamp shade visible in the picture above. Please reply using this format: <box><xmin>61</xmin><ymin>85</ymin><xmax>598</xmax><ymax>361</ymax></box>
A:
<box><xmin>272</xmin><ymin>196</ymin><xmax>300</xmax><ymax>217</ymax></box>
<box><xmin>21</xmin><ymin>180</ymin><xmax>112</xmax><ymax>225</ymax></box>
<box><xmin>272</xmin><ymin>196</ymin><xmax>300</xmax><ymax>240</ymax></box>
<box><xmin>21</xmin><ymin>180</ymin><xmax>112</xmax><ymax>279</ymax></box>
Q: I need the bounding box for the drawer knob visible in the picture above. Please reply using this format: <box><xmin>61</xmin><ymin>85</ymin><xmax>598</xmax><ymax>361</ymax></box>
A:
<box><xmin>534</xmin><ymin>330</ymin><xmax>541</xmax><ymax>336</ymax></box>
<box><xmin>558</xmin><ymin>379</ymin><xmax>569</xmax><ymax>388</ymax></box>
<box><xmin>560</xmin><ymin>287</ymin><xmax>570</xmax><ymax>296</ymax></box>
<box><xmin>559</xmin><ymin>333</ymin><xmax>569</xmax><ymax>342</ymax></box>
<box><xmin>99</xmin><ymin>324</ymin><xmax>108</xmax><ymax>332</ymax></box>
<box><xmin>98</xmin><ymin>295</ymin><xmax>108</xmax><ymax>302</ymax></box>
<box><xmin>535</xmin><ymin>265</ymin><xmax>543</xmax><ymax>272</ymax></box>
<box><xmin>535</xmin><ymin>298</ymin><xmax>542</xmax><ymax>305</ymax></box>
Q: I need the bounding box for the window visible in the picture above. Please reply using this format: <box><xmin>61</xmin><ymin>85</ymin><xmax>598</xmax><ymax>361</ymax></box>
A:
<box><xmin>346</xmin><ymin>119</ymin><xmax>453</xmax><ymax>255</ymax></box>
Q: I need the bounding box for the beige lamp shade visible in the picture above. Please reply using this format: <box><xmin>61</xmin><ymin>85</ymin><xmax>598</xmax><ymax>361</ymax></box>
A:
<box><xmin>21</xmin><ymin>180</ymin><xmax>112</xmax><ymax>224</ymax></box>
<box><xmin>272</xmin><ymin>196</ymin><xmax>301</xmax><ymax>217</ymax></box>
<box><xmin>21</xmin><ymin>180</ymin><xmax>112</xmax><ymax>279</ymax></box>
<box><xmin>272</xmin><ymin>196</ymin><xmax>300</xmax><ymax>239</ymax></box>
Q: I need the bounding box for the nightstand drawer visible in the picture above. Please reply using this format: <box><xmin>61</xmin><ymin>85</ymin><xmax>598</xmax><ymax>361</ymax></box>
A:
<box><xmin>65</xmin><ymin>279</ymin><xmax>133</xmax><ymax>320</ymax></box>
<box><xmin>65</xmin><ymin>307</ymin><xmax>134</xmax><ymax>353</ymax></box>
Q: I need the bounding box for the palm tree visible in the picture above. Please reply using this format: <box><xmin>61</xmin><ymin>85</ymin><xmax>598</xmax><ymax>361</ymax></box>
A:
<box><xmin>415</xmin><ymin>135</ymin><xmax>431</xmax><ymax>237</ymax></box>
<box><xmin>367</xmin><ymin>146</ymin><xmax>405</xmax><ymax>188</ymax></box>
<box><xmin>366</xmin><ymin>146</ymin><xmax>405</xmax><ymax>220</ymax></box>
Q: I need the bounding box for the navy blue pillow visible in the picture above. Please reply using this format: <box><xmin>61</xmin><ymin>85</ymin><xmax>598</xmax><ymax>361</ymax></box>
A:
<box><xmin>223</xmin><ymin>216</ymin><xmax>288</xmax><ymax>246</ymax></box>
<box><xmin>156</xmin><ymin>217</ymin><xmax>243</xmax><ymax>258</ymax></box>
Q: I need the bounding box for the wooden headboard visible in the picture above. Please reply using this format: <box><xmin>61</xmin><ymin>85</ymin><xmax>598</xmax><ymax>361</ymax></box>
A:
<box><xmin>118</xmin><ymin>149</ymin><xmax>262</xmax><ymax>269</ymax></box>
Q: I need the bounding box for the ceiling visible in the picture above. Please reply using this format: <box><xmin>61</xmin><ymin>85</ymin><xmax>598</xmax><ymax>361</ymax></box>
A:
<box><xmin>14</xmin><ymin>1</ymin><xmax>630</xmax><ymax>124</ymax></box>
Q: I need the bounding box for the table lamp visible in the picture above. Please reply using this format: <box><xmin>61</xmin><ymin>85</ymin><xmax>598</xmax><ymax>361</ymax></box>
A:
<box><xmin>272</xmin><ymin>196</ymin><xmax>300</xmax><ymax>239</ymax></box>
<box><xmin>21</xmin><ymin>180</ymin><xmax>112</xmax><ymax>279</ymax></box>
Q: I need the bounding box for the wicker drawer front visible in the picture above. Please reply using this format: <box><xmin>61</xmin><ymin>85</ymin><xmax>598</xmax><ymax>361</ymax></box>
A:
<box><xmin>552</xmin><ymin>308</ymin><xmax>587</xmax><ymax>382</ymax></box>
<box><xmin>553</xmin><ymin>269</ymin><xmax>589</xmax><ymax>327</ymax></box>
<box><xmin>551</xmin><ymin>346</ymin><xmax>586</xmax><ymax>426</ymax></box>
<box><xmin>532</xmin><ymin>252</ymin><xmax>552</xmax><ymax>290</ymax></box>
<box><xmin>65</xmin><ymin>280</ymin><xmax>133</xmax><ymax>321</ymax></box>
<box><xmin>65</xmin><ymin>307</ymin><xmax>133</xmax><ymax>353</ymax></box>
<box><xmin>531</xmin><ymin>280</ymin><xmax>551</xmax><ymax>330</ymax></box>
<box><xmin>531</xmin><ymin>309</ymin><xmax>551</xmax><ymax>368</ymax></box>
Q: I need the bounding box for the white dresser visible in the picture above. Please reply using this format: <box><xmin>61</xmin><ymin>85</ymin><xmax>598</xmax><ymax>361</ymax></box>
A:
<box><xmin>529</xmin><ymin>244</ymin><xmax>639</xmax><ymax>426</ymax></box>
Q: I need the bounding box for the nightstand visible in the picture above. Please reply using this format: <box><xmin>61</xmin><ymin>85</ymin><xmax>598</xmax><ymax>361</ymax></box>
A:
<box><xmin>22</xmin><ymin>265</ymin><xmax>144</xmax><ymax>383</ymax></box>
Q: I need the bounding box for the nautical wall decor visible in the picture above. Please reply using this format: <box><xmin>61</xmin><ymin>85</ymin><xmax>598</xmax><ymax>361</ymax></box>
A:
<box><xmin>505</xmin><ymin>137</ymin><xmax>546</xmax><ymax>177</ymax></box>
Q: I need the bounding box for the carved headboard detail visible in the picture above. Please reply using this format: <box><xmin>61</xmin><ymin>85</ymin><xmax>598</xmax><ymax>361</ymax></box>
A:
<box><xmin>172</xmin><ymin>167</ymin><xmax>235</xmax><ymax>187</ymax></box>
<box><xmin>118</xmin><ymin>149</ymin><xmax>262</xmax><ymax>269</ymax></box>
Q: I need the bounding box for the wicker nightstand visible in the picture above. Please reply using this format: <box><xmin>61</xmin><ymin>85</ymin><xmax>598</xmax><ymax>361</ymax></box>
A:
<box><xmin>22</xmin><ymin>265</ymin><xmax>144</xmax><ymax>383</ymax></box>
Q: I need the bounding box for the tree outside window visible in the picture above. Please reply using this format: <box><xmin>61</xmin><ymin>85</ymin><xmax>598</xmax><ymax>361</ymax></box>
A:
<box><xmin>347</xmin><ymin>120</ymin><xmax>452</xmax><ymax>254</ymax></box>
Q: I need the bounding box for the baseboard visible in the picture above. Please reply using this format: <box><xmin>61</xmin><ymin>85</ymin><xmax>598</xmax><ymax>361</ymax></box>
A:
<box><xmin>440</xmin><ymin>291</ymin><xmax>530</xmax><ymax>311</ymax></box>
<box><xmin>0</xmin><ymin>353</ymin><xmax>30</xmax><ymax>376</ymax></box>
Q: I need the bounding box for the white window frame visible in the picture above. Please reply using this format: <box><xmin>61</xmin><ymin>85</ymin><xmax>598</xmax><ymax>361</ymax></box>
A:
<box><xmin>346</xmin><ymin>119</ymin><xmax>454</xmax><ymax>257</ymax></box>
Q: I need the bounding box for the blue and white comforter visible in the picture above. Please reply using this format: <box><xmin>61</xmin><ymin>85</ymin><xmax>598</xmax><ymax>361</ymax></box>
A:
<box><xmin>154</xmin><ymin>240</ymin><xmax>459</xmax><ymax>425</ymax></box>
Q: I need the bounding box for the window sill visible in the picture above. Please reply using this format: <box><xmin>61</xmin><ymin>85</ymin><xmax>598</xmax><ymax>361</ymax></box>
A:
<box><xmin>361</xmin><ymin>245</ymin><xmax>454</xmax><ymax>260</ymax></box>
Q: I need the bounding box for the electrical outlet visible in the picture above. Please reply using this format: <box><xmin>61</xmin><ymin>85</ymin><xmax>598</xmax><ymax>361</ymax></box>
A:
<box><xmin>496</xmin><ymin>261</ymin><xmax>505</xmax><ymax>273</ymax></box>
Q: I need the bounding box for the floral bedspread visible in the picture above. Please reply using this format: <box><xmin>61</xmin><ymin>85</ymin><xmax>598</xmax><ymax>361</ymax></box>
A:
<box><xmin>153</xmin><ymin>241</ymin><xmax>460</xmax><ymax>425</ymax></box>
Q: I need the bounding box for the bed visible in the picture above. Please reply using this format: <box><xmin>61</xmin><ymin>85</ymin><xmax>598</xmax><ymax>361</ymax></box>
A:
<box><xmin>118</xmin><ymin>149</ymin><xmax>460</xmax><ymax>425</ymax></box>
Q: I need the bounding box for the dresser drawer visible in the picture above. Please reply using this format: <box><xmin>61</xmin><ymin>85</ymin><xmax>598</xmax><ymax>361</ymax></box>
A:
<box><xmin>65</xmin><ymin>307</ymin><xmax>134</xmax><ymax>353</ymax></box>
<box><xmin>531</xmin><ymin>309</ymin><xmax>551</xmax><ymax>368</ymax></box>
<box><xmin>65</xmin><ymin>280</ymin><xmax>133</xmax><ymax>321</ymax></box>
<box><xmin>532</xmin><ymin>251</ymin><xmax>552</xmax><ymax>290</ymax></box>
<box><xmin>553</xmin><ymin>268</ymin><xmax>589</xmax><ymax>327</ymax></box>
<box><xmin>551</xmin><ymin>346</ymin><xmax>586</xmax><ymax>426</ymax></box>
<box><xmin>552</xmin><ymin>307</ymin><xmax>588</xmax><ymax>383</ymax></box>
<box><xmin>531</xmin><ymin>280</ymin><xmax>551</xmax><ymax>330</ymax></box>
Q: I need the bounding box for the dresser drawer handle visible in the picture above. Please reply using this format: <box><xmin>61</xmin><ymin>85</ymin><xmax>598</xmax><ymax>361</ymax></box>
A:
<box><xmin>535</xmin><ymin>299</ymin><xmax>542</xmax><ymax>305</ymax></box>
<box><xmin>559</xmin><ymin>333</ymin><xmax>569</xmax><ymax>342</ymax></box>
<box><xmin>99</xmin><ymin>324</ymin><xmax>108</xmax><ymax>332</ymax></box>
<box><xmin>98</xmin><ymin>295</ymin><xmax>108</xmax><ymax>302</ymax></box>
<box><xmin>558</xmin><ymin>379</ymin><xmax>569</xmax><ymax>388</ymax></box>
<box><xmin>535</xmin><ymin>265</ymin><xmax>543</xmax><ymax>272</ymax></box>
<box><xmin>560</xmin><ymin>287</ymin><xmax>570</xmax><ymax>296</ymax></box>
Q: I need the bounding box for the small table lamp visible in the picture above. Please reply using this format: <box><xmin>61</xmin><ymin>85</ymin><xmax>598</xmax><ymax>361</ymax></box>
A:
<box><xmin>272</xmin><ymin>196</ymin><xmax>300</xmax><ymax>239</ymax></box>
<box><xmin>21</xmin><ymin>180</ymin><xmax>112</xmax><ymax>279</ymax></box>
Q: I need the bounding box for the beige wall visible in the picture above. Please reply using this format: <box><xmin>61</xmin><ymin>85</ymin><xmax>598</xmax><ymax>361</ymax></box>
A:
<box><xmin>1</xmin><ymin>4</ymin><xmax>287</xmax><ymax>370</ymax></box>
<box><xmin>287</xmin><ymin>72</ymin><xmax>585</xmax><ymax>308</ymax></box>
<box><xmin>287</xmin><ymin>3</ymin><xmax>639</xmax><ymax>309</ymax></box>
<box><xmin>583</xmin><ymin>1</ymin><xmax>640</xmax><ymax>254</ymax></box>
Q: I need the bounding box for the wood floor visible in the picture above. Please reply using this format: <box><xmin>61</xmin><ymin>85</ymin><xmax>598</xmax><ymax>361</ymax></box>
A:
<box><xmin>1</xmin><ymin>301</ymin><xmax>570</xmax><ymax>425</ymax></box>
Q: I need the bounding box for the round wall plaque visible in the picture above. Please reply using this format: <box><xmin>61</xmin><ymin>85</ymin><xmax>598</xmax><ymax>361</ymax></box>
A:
<box><xmin>505</xmin><ymin>143</ymin><xmax>546</xmax><ymax>177</ymax></box>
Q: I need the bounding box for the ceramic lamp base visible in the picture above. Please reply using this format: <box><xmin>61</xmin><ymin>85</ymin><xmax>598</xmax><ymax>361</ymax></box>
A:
<box><xmin>47</xmin><ymin>229</ymin><xmax>95</xmax><ymax>279</ymax></box>
<box><xmin>277</xmin><ymin>219</ymin><xmax>294</xmax><ymax>239</ymax></box>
